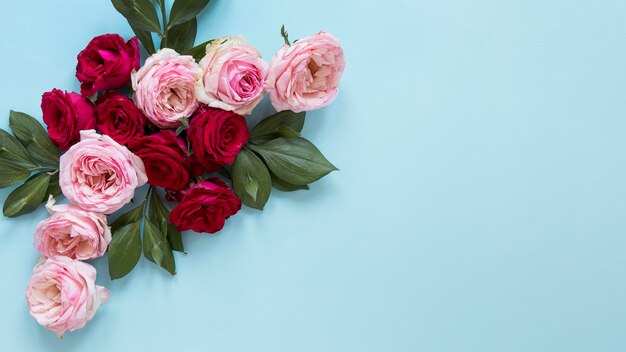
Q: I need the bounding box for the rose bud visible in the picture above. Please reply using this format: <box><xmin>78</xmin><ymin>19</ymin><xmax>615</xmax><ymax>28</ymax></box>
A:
<box><xmin>95</xmin><ymin>92</ymin><xmax>146</xmax><ymax>146</ymax></box>
<box><xmin>76</xmin><ymin>34</ymin><xmax>140</xmax><ymax>97</ymax></box>
<box><xmin>169</xmin><ymin>178</ymin><xmax>242</xmax><ymax>234</ymax></box>
<box><xmin>41</xmin><ymin>89</ymin><xmax>96</xmax><ymax>151</ymax></box>
<box><xmin>187</xmin><ymin>107</ymin><xmax>249</xmax><ymax>172</ymax></box>
<box><xmin>266</xmin><ymin>31</ymin><xmax>346</xmax><ymax>112</ymax></box>
<box><xmin>195</xmin><ymin>36</ymin><xmax>268</xmax><ymax>115</ymax></box>
<box><xmin>34</xmin><ymin>196</ymin><xmax>111</xmax><ymax>260</ymax></box>
<box><xmin>26</xmin><ymin>256</ymin><xmax>110</xmax><ymax>338</ymax></box>
<box><xmin>131</xmin><ymin>49</ymin><xmax>199</xmax><ymax>128</ymax></box>
<box><xmin>128</xmin><ymin>130</ymin><xmax>191</xmax><ymax>191</ymax></box>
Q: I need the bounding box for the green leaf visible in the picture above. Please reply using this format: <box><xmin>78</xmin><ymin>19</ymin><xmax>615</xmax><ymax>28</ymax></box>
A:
<box><xmin>129</xmin><ymin>22</ymin><xmax>156</xmax><ymax>54</ymax></box>
<box><xmin>108</xmin><ymin>221</ymin><xmax>142</xmax><ymax>280</ymax></box>
<box><xmin>149</xmin><ymin>190</ymin><xmax>184</xmax><ymax>252</ymax></box>
<box><xmin>9</xmin><ymin>111</ymin><xmax>60</xmax><ymax>168</ymax></box>
<box><xmin>270</xmin><ymin>172</ymin><xmax>309</xmax><ymax>192</ymax></box>
<box><xmin>183</xmin><ymin>39</ymin><xmax>213</xmax><ymax>62</ymax></box>
<box><xmin>166</xmin><ymin>18</ymin><xmax>197</xmax><ymax>52</ymax></box>
<box><xmin>250</xmin><ymin>111</ymin><xmax>306</xmax><ymax>143</ymax></box>
<box><xmin>0</xmin><ymin>164</ymin><xmax>31</xmax><ymax>189</ymax></box>
<box><xmin>232</xmin><ymin>149</ymin><xmax>271</xmax><ymax>210</ymax></box>
<box><xmin>3</xmin><ymin>173</ymin><xmax>50</xmax><ymax>218</ymax></box>
<box><xmin>110</xmin><ymin>203</ymin><xmax>145</xmax><ymax>233</ymax></box>
<box><xmin>143</xmin><ymin>219</ymin><xmax>176</xmax><ymax>275</ymax></box>
<box><xmin>168</xmin><ymin>0</ymin><xmax>210</xmax><ymax>28</ymax></box>
<box><xmin>44</xmin><ymin>174</ymin><xmax>62</xmax><ymax>200</ymax></box>
<box><xmin>249</xmin><ymin>137</ymin><xmax>337</xmax><ymax>186</ymax></box>
<box><xmin>111</xmin><ymin>0</ymin><xmax>162</xmax><ymax>34</ymax></box>
<box><xmin>0</xmin><ymin>129</ymin><xmax>36</xmax><ymax>169</ymax></box>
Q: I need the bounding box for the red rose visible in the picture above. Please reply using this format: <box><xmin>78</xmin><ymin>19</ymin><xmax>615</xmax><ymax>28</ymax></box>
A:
<box><xmin>95</xmin><ymin>92</ymin><xmax>146</xmax><ymax>146</ymax></box>
<box><xmin>169</xmin><ymin>178</ymin><xmax>242</xmax><ymax>233</ymax></box>
<box><xmin>41</xmin><ymin>89</ymin><xmax>96</xmax><ymax>151</ymax></box>
<box><xmin>187</xmin><ymin>107</ymin><xmax>249</xmax><ymax>172</ymax></box>
<box><xmin>128</xmin><ymin>131</ymin><xmax>191</xmax><ymax>191</ymax></box>
<box><xmin>76</xmin><ymin>34</ymin><xmax>140</xmax><ymax>97</ymax></box>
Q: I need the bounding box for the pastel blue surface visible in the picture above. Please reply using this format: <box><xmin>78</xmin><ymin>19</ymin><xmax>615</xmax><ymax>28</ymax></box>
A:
<box><xmin>1</xmin><ymin>0</ymin><xmax>625</xmax><ymax>350</ymax></box>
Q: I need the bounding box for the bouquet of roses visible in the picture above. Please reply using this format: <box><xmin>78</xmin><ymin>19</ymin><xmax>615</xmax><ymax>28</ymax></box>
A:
<box><xmin>2</xmin><ymin>0</ymin><xmax>345</xmax><ymax>337</ymax></box>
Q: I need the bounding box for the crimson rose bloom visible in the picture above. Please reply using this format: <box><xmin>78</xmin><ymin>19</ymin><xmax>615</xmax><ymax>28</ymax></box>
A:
<box><xmin>169</xmin><ymin>178</ymin><xmax>242</xmax><ymax>233</ymax></box>
<box><xmin>187</xmin><ymin>107</ymin><xmax>249</xmax><ymax>172</ymax></box>
<box><xmin>76</xmin><ymin>34</ymin><xmax>140</xmax><ymax>97</ymax></box>
<box><xmin>128</xmin><ymin>130</ymin><xmax>191</xmax><ymax>191</ymax></box>
<box><xmin>95</xmin><ymin>92</ymin><xmax>145</xmax><ymax>146</ymax></box>
<box><xmin>41</xmin><ymin>89</ymin><xmax>96</xmax><ymax>150</ymax></box>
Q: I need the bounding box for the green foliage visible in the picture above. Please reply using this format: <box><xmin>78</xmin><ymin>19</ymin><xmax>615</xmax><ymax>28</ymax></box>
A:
<box><xmin>0</xmin><ymin>112</ymin><xmax>59</xmax><ymax>216</ymax></box>
<box><xmin>9</xmin><ymin>111</ymin><xmax>59</xmax><ymax>167</ymax></box>
<box><xmin>111</xmin><ymin>0</ymin><xmax>211</xmax><ymax>56</ymax></box>
<box><xmin>250</xmin><ymin>137</ymin><xmax>338</xmax><ymax>186</ymax></box>
<box><xmin>108</xmin><ymin>221</ymin><xmax>142</xmax><ymax>280</ymax></box>
<box><xmin>168</xmin><ymin>0</ymin><xmax>210</xmax><ymax>28</ymax></box>
<box><xmin>232</xmin><ymin>149</ymin><xmax>271</xmax><ymax>210</ymax></box>
<box><xmin>3</xmin><ymin>173</ymin><xmax>50</xmax><ymax>218</ymax></box>
<box><xmin>108</xmin><ymin>189</ymin><xmax>182</xmax><ymax>279</ymax></box>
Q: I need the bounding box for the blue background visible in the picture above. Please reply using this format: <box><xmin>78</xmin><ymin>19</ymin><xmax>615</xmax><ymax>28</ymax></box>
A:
<box><xmin>1</xmin><ymin>0</ymin><xmax>625</xmax><ymax>351</ymax></box>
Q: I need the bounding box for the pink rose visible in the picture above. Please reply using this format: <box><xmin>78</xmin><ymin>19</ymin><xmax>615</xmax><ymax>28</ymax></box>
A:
<box><xmin>26</xmin><ymin>256</ymin><xmax>110</xmax><ymax>338</ymax></box>
<box><xmin>34</xmin><ymin>197</ymin><xmax>111</xmax><ymax>260</ymax></box>
<box><xmin>59</xmin><ymin>130</ymin><xmax>148</xmax><ymax>214</ymax></box>
<box><xmin>195</xmin><ymin>36</ymin><xmax>268</xmax><ymax>115</ymax></box>
<box><xmin>131</xmin><ymin>49</ymin><xmax>199</xmax><ymax>128</ymax></box>
<box><xmin>266</xmin><ymin>31</ymin><xmax>346</xmax><ymax>113</ymax></box>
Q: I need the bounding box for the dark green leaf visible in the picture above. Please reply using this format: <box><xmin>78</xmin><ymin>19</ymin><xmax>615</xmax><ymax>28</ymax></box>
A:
<box><xmin>149</xmin><ymin>190</ymin><xmax>184</xmax><ymax>252</ymax></box>
<box><xmin>143</xmin><ymin>219</ymin><xmax>176</xmax><ymax>275</ymax></box>
<box><xmin>168</xmin><ymin>0</ymin><xmax>210</xmax><ymax>28</ymax></box>
<box><xmin>44</xmin><ymin>174</ymin><xmax>62</xmax><ymax>200</ymax></box>
<box><xmin>250</xmin><ymin>111</ymin><xmax>306</xmax><ymax>143</ymax></box>
<box><xmin>3</xmin><ymin>173</ymin><xmax>50</xmax><ymax>218</ymax></box>
<box><xmin>183</xmin><ymin>39</ymin><xmax>213</xmax><ymax>62</ymax></box>
<box><xmin>9</xmin><ymin>111</ymin><xmax>60</xmax><ymax>168</ymax></box>
<box><xmin>0</xmin><ymin>129</ymin><xmax>36</xmax><ymax>169</ymax></box>
<box><xmin>108</xmin><ymin>222</ymin><xmax>142</xmax><ymax>279</ymax></box>
<box><xmin>110</xmin><ymin>203</ymin><xmax>145</xmax><ymax>232</ymax></box>
<box><xmin>249</xmin><ymin>137</ymin><xmax>337</xmax><ymax>186</ymax></box>
<box><xmin>166</xmin><ymin>18</ymin><xmax>197</xmax><ymax>52</ymax></box>
<box><xmin>111</xmin><ymin>0</ymin><xmax>162</xmax><ymax>34</ymax></box>
<box><xmin>0</xmin><ymin>164</ymin><xmax>31</xmax><ymax>189</ymax></box>
<box><xmin>129</xmin><ymin>22</ymin><xmax>156</xmax><ymax>54</ymax></box>
<box><xmin>232</xmin><ymin>149</ymin><xmax>271</xmax><ymax>210</ymax></box>
<box><xmin>270</xmin><ymin>172</ymin><xmax>309</xmax><ymax>192</ymax></box>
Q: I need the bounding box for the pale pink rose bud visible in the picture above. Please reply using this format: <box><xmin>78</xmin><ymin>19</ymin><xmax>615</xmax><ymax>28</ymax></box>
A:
<box><xmin>59</xmin><ymin>130</ymin><xmax>148</xmax><ymax>214</ymax></box>
<box><xmin>131</xmin><ymin>48</ymin><xmax>199</xmax><ymax>128</ymax></box>
<box><xmin>25</xmin><ymin>256</ymin><xmax>110</xmax><ymax>338</ymax></box>
<box><xmin>266</xmin><ymin>31</ymin><xmax>346</xmax><ymax>113</ymax></box>
<box><xmin>195</xmin><ymin>36</ymin><xmax>268</xmax><ymax>115</ymax></box>
<box><xmin>34</xmin><ymin>197</ymin><xmax>111</xmax><ymax>260</ymax></box>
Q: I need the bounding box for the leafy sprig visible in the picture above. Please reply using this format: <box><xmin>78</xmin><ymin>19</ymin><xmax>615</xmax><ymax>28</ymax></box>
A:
<box><xmin>232</xmin><ymin>111</ymin><xmax>338</xmax><ymax>210</ymax></box>
<box><xmin>0</xmin><ymin>111</ymin><xmax>61</xmax><ymax>217</ymax></box>
<box><xmin>108</xmin><ymin>187</ymin><xmax>183</xmax><ymax>279</ymax></box>
<box><xmin>111</xmin><ymin>0</ymin><xmax>211</xmax><ymax>55</ymax></box>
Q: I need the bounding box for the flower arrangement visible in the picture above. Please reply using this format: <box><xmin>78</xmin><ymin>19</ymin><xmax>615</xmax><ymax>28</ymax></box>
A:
<box><xmin>3</xmin><ymin>0</ymin><xmax>345</xmax><ymax>337</ymax></box>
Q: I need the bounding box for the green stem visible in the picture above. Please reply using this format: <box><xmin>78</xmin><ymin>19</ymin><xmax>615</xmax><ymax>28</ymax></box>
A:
<box><xmin>144</xmin><ymin>186</ymin><xmax>154</xmax><ymax>217</ymax></box>
<box><xmin>159</xmin><ymin>1</ymin><xmax>168</xmax><ymax>48</ymax></box>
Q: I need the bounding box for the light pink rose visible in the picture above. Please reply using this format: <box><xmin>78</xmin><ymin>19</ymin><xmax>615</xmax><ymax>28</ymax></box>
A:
<box><xmin>59</xmin><ymin>130</ymin><xmax>147</xmax><ymax>214</ymax></box>
<box><xmin>195</xmin><ymin>36</ymin><xmax>268</xmax><ymax>115</ymax></box>
<box><xmin>132</xmin><ymin>48</ymin><xmax>199</xmax><ymax>128</ymax></box>
<box><xmin>26</xmin><ymin>256</ymin><xmax>110</xmax><ymax>338</ymax></box>
<box><xmin>34</xmin><ymin>197</ymin><xmax>111</xmax><ymax>260</ymax></box>
<box><xmin>266</xmin><ymin>31</ymin><xmax>346</xmax><ymax>113</ymax></box>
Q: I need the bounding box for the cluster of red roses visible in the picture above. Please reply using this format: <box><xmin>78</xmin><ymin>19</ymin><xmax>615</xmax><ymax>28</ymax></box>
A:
<box><xmin>41</xmin><ymin>34</ymin><xmax>244</xmax><ymax>234</ymax></box>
